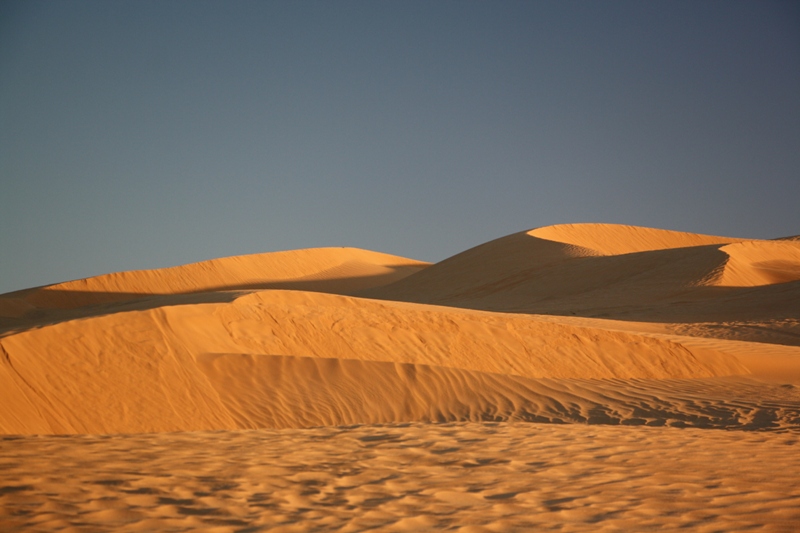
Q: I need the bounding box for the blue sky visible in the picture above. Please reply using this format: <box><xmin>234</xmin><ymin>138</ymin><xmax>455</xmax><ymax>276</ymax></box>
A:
<box><xmin>1</xmin><ymin>0</ymin><xmax>798</xmax><ymax>293</ymax></box>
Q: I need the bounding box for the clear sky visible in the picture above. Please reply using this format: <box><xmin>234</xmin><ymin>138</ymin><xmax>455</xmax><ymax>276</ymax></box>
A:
<box><xmin>1</xmin><ymin>0</ymin><xmax>798</xmax><ymax>294</ymax></box>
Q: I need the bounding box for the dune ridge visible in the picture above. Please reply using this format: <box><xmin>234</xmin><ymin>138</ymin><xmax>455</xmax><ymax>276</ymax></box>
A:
<box><xmin>0</xmin><ymin>288</ymin><xmax>757</xmax><ymax>435</ymax></box>
<box><xmin>0</xmin><ymin>247</ymin><xmax>429</xmax><ymax>313</ymax></box>
<box><xmin>2</xmin><ymin>222</ymin><xmax>800</xmax><ymax>532</ymax></box>
<box><xmin>363</xmin><ymin>224</ymin><xmax>800</xmax><ymax>343</ymax></box>
<box><xmin>713</xmin><ymin>240</ymin><xmax>800</xmax><ymax>287</ymax></box>
<box><xmin>2</xmin><ymin>223</ymin><xmax>800</xmax><ymax>436</ymax></box>
<box><xmin>528</xmin><ymin>223</ymin><xmax>740</xmax><ymax>254</ymax></box>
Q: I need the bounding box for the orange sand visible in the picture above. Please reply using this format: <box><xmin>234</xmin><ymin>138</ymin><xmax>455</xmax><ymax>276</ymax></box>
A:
<box><xmin>1</xmin><ymin>223</ymin><xmax>798</xmax><ymax>531</ymax></box>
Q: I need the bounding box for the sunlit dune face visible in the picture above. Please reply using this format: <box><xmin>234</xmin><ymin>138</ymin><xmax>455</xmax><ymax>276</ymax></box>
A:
<box><xmin>1</xmin><ymin>223</ymin><xmax>798</xmax><ymax>531</ymax></box>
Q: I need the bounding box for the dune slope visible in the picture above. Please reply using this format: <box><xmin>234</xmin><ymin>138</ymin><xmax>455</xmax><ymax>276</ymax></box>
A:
<box><xmin>1</xmin><ymin>223</ymin><xmax>799</xmax><ymax>436</ymax></box>
<box><xmin>2</xmin><ymin>222</ymin><xmax>799</xmax><ymax>533</ymax></box>
<box><xmin>0</xmin><ymin>247</ymin><xmax>429</xmax><ymax>314</ymax></box>
<box><xmin>364</xmin><ymin>224</ymin><xmax>800</xmax><ymax>341</ymax></box>
<box><xmin>3</xmin><ymin>288</ymin><xmax>791</xmax><ymax>435</ymax></box>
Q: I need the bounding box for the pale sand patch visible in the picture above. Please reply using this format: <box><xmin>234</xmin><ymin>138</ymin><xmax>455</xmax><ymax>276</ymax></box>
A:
<box><xmin>1</xmin><ymin>422</ymin><xmax>798</xmax><ymax>532</ymax></box>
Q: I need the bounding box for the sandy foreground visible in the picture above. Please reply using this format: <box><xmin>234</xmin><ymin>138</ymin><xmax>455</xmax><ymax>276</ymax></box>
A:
<box><xmin>1</xmin><ymin>223</ymin><xmax>799</xmax><ymax>531</ymax></box>
<box><xmin>1</xmin><ymin>423</ymin><xmax>799</xmax><ymax>533</ymax></box>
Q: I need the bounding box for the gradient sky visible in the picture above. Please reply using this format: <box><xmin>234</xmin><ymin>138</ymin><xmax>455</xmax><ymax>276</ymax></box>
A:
<box><xmin>1</xmin><ymin>0</ymin><xmax>798</xmax><ymax>294</ymax></box>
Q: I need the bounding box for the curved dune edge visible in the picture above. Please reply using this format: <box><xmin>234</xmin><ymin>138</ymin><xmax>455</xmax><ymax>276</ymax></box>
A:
<box><xmin>0</xmin><ymin>288</ymin><xmax>770</xmax><ymax>435</ymax></box>
<box><xmin>527</xmin><ymin>223</ymin><xmax>739</xmax><ymax>255</ymax></box>
<box><xmin>200</xmin><ymin>290</ymin><xmax>749</xmax><ymax>378</ymax></box>
<box><xmin>713</xmin><ymin>240</ymin><xmax>800</xmax><ymax>287</ymax></box>
<box><xmin>0</xmin><ymin>223</ymin><xmax>798</xmax><ymax>436</ymax></box>
<box><xmin>1</xmin><ymin>247</ymin><xmax>429</xmax><ymax>311</ymax></box>
<box><xmin>529</xmin><ymin>224</ymin><xmax>800</xmax><ymax>286</ymax></box>
<box><xmin>364</xmin><ymin>224</ymin><xmax>800</xmax><ymax>328</ymax></box>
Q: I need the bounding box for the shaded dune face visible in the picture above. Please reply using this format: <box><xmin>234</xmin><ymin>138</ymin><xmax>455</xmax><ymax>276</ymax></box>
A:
<box><xmin>364</xmin><ymin>224</ymin><xmax>800</xmax><ymax>327</ymax></box>
<box><xmin>0</xmin><ymin>247</ymin><xmax>430</xmax><ymax>335</ymax></box>
<box><xmin>0</xmin><ymin>247</ymin><xmax>430</xmax><ymax>313</ymax></box>
<box><xmin>1</xmin><ymin>223</ymin><xmax>799</xmax><ymax>435</ymax></box>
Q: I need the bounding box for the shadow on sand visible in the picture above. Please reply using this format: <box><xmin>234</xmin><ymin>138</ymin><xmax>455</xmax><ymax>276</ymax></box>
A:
<box><xmin>0</xmin><ymin>267</ymin><xmax>416</xmax><ymax>336</ymax></box>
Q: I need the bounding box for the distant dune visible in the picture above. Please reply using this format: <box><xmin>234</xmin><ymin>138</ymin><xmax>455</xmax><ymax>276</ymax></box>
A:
<box><xmin>2</xmin><ymin>223</ymin><xmax>800</xmax><ymax>531</ymax></box>
<box><xmin>364</xmin><ymin>224</ymin><xmax>800</xmax><ymax>342</ymax></box>
<box><xmin>1</xmin><ymin>223</ymin><xmax>799</xmax><ymax>436</ymax></box>
<box><xmin>0</xmin><ymin>247</ymin><xmax>429</xmax><ymax>313</ymax></box>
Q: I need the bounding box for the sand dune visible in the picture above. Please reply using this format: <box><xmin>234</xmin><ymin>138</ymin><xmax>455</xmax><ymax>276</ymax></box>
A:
<box><xmin>364</xmin><ymin>224</ymin><xmax>800</xmax><ymax>343</ymax></box>
<box><xmin>2</xmin><ymin>223</ymin><xmax>799</xmax><ymax>435</ymax></box>
<box><xmin>715</xmin><ymin>240</ymin><xmax>800</xmax><ymax>286</ymax></box>
<box><xmin>362</xmin><ymin>224</ymin><xmax>741</xmax><ymax>307</ymax></box>
<box><xmin>0</xmin><ymin>287</ymin><xmax>766</xmax><ymax>434</ymax></box>
<box><xmin>1</xmin><ymin>247</ymin><xmax>428</xmax><ymax>313</ymax></box>
<box><xmin>529</xmin><ymin>223</ymin><xmax>740</xmax><ymax>254</ymax></box>
<box><xmin>2</xmin><ymin>223</ymin><xmax>799</xmax><ymax>531</ymax></box>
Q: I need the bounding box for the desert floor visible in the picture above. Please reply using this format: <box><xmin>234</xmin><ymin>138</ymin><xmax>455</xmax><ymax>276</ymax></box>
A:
<box><xmin>2</xmin><ymin>423</ymin><xmax>799</xmax><ymax>532</ymax></box>
<box><xmin>1</xmin><ymin>224</ymin><xmax>799</xmax><ymax>531</ymax></box>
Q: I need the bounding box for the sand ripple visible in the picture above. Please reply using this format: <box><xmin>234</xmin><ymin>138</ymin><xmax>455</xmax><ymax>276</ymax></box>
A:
<box><xmin>1</xmin><ymin>422</ymin><xmax>798</xmax><ymax>532</ymax></box>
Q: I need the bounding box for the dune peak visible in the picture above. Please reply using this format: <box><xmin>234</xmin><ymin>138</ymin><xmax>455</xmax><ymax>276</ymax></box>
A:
<box><xmin>2</xmin><ymin>222</ymin><xmax>798</xmax><ymax>439</ymax></box>
<box><xmin>2</xmin><ymin>247</ymin><xmax>430</xmax><ymax>312</ymax></box>
<box><xmin>527</xmin><ymin>223</ymin><xmax>740</xmax><ymax>255</ymax></box>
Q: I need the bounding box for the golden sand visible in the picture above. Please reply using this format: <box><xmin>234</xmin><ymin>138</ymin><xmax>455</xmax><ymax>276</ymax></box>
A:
<box><xmin>1</xmin><ymin>223</ymin><xmax>798</xmax><ymax>531</ymax></box>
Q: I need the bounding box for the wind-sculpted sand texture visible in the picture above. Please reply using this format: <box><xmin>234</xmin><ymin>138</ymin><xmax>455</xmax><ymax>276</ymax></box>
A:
<box><xmin>0</xmin><ymin>289</ymin><xmax>772</xmax><ymax>434</ymax></box>
<box><xmin>1</xmin><ymin>223</ymin><xmax>799</xmax><ymax>531</ymax></box>
<box><xmin>1</xmin><ymin>423</ymin><xmax>799</xmax><ymax>532</ymax></box>
<box><xmin>199</xmin><ymin>356</ymin><xmax>800</xmax><ymax>430</ymax></box>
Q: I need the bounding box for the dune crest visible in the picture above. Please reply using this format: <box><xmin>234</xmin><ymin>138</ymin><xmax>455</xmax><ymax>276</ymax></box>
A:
<box><xmin>2</xmin><ymin>221</ymin><xmax>800</xmax><ymax>531</ymax></box>
<box><xmin>364</xmin><ymin>224</ymin><xmax>800</xmax><ymax>341</ymax></box>
<box><xmin>363</xmin><ymin>223</ymin><xmax>745</xmax><ymax>308</ymax></box>
<box><xmin>1</xmin><ymin>222</ymin><xmax>799</xmax><ymax>437</ymax></box>
<box><xmin>0</xmin><ymin>287</ymin><xmax>771</xmax><ymax>435</ymax></box>
<box><xmin>2</xmin><ymin>247</ymin><xmax>429</xmax><ymax>312</ymax></box>
<box><xmin>528</xmin><ymin>223</ymin><xmax>738</xmax><ymax>255</ymax></box>
<box><xmin>711</xmin><ymin>240</ymin><xmax>800</xmax><ymax>287</ymax></box>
